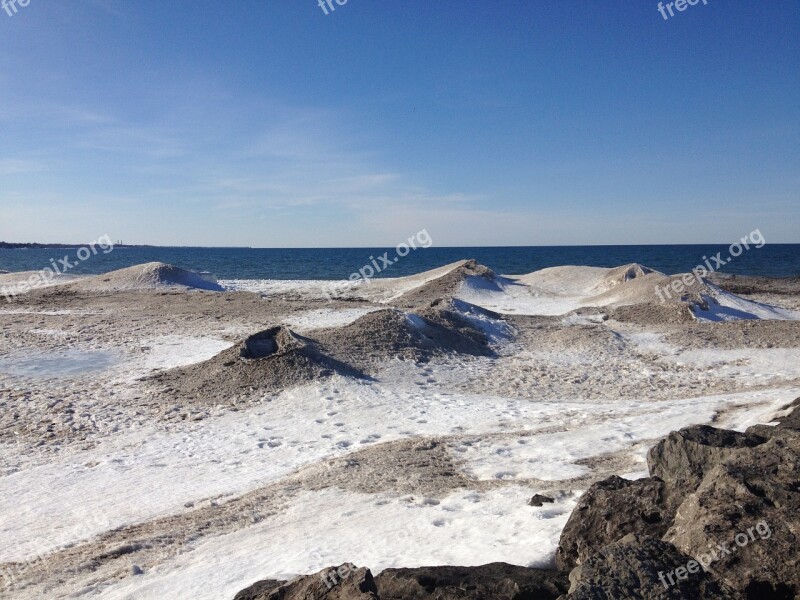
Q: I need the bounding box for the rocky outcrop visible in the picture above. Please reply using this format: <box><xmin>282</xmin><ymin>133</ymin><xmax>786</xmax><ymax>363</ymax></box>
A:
<box><xmin>555</xmin><ymin>476</ymin><xmax>670</xmax><ymax>570</ymax></box>
<box><xmin>235</xmin><ymin>564</ymin><xmax>378</xmax><ymax>600</ymax></box>
<box><xmin>375</xmin><ymin>563</ymin><xmax>568</xmax><ymax>600</ymax></box>
<box><xmin>647</xmin><ymin>425</ymin><xmax>768</xmax><ymax>499</ymax></box>
<box><xmin>233</xmin><ymin>564</ymin><xmax>568</xmax><ymax>600</ymax></box>
<box><xmin>562</xmin><ymin>535</ymin><xmax>741</xmax><ymax>599</ymax></box>
<box><xmin>555</xmin><ymin>409</ymin><xmax>799</xmax><ymax>599</ymax></box>
<box><xmin>665</xmin><ymin>429</ymin><xmax>800</xmax><ymax>598</ymax></box>
<box><xmin>233</xmin><ymin>579</ymin><xmax>286</xmax><ymax>600</ymax></box>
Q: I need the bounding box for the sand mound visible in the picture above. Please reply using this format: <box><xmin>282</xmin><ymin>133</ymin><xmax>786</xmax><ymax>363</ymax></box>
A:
<box><xmin>393</xmin><ymin>259</ymin><xmax>499</xmax><ymax>308</ymax></box>
<box><xmin>515</xmin><ymin>263</ymin><xmax>660</xmax><ymax>299</ymax></box>
<box><xmin>455</xmin><ymin>262</ymin><xmax>798</xmax><ymax>323</ymax></box>
<box><xmin>68</xmin><ymin>262</ymin><xmax>224</xmax><ymax>292</ymax></box>
<box><xmin>147</xmin><ymin>326</ymin><xmax>365</xmax><ymax>403</ymax></box>
<box><xmin>147</xmin><ymin>307</ymin><xmax>496</xmax><ymax>401</ymax></box>
<box><xmin>603</xmin><ymin>263</ymin><xmax>657</xmax><ymax>286</ymax></box>
<box><xmin>314</xmin><ymin>307</ymin><xmax>495</xmax><ymax>373</ymax></box>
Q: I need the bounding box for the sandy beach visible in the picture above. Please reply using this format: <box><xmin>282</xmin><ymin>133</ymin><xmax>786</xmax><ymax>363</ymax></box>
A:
<box><xmin>1</xmin><ymin>260</ymin><xmax>799</xmax><ymax>598</ymax></box>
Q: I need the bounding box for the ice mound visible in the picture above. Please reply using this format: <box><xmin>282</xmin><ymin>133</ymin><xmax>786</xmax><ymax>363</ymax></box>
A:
<box><xmin>394</xmin><ymin>259</ymin><xmax>501</xmax><ymax>308</ymax></box>
<box><xmin>456</xmin><ymin>262</ymin><xmax>798</xmax><ymax>323</ymax></box>
<box><xmin>69</xmin><ymin>262</ymin><xmax>224</xmax><ymax>292</ymax></box>
<box><xmin>147</xmin><ymin>326</ymin><xmax>366</xmax><ymax>402</ymax></box>
<box><xmin>603</xmin><ymin>263</ymin><xmax>657</xmax><ymax>286</ymax></box>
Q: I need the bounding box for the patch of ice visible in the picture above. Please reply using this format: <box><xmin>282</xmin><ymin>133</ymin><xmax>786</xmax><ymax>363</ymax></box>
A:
<box><xmin>405</xmin><ymin>313</ymin><xmax>427</xmax><ymax>329</ymax></box>
<box><xmin>0</xmin><ymin>349</ymin><xmax>120</xmax><ymax>379</ymax></box>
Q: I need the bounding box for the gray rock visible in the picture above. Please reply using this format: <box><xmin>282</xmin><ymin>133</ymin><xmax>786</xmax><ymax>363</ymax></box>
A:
<box><xmin>529</xmin><ymin>494</ymin><xmax>555</xmax><ymax>507</ymax></box>
<box><xmin>375</xmin><ymin>563</ymin><xmax>568</xmax><ymax>600</ymax></box>
<box><xmin>233</xmin><ymin>579</ymin><xmax>285</xmax><ymax>600</ymax></box>
<box><xmin>233</xmin><ymin>564</ymin><xmax>377</xmax><ymax>600</ymax></box>
<box><xmin>555</xmin><ymin>476</ymin><xmax>670</xmax><ymax>571</ymax></box>
<box><xmin>647</xmin><ymin>425</ymin><xmax>767</xmax><ymax>500</ymax></box>
<box><xmin>561</xmin><ymin>534</ymin><xmax>741</xmax><ymax>599</ymax></box>
<box><xmin>666</xmin><ymin>428</ymin><xmax>800</xmax><ymax>598</ymax></box>
<box><xmin>775</xmin><ymin>397</ymin><xmax>800</xmax><ymax>431</ymax></box>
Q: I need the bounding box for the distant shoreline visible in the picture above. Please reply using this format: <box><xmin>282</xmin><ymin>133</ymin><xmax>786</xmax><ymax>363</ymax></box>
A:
<box><xmin>0</xmin><ymin>242</ymin><xmax>148</xmax><ymax>249</ymax></box>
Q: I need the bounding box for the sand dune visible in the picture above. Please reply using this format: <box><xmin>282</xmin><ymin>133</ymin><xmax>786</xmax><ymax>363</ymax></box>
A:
<box><xmin>67</xmin><ymin>262</ymin><xmax>224</xmax><ymax>292</ymax></box>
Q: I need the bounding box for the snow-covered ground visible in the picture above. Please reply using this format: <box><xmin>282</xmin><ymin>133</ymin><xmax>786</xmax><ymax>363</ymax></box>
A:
<box><xmin>2</xmin><ymin>262</ymin><xmax>799</xmax><ymax>599</ymax></box>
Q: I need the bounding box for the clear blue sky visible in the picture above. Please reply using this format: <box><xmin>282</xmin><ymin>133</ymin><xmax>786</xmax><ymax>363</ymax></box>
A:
<box><xmin>0</xmin><ymin>0</ymin><xmax>798</xmax><ymax>247</ymax></box>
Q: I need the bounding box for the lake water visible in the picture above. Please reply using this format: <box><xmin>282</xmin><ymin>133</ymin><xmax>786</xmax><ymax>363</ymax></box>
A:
<box><xmin>1</xmin><ymin>244</ymin><xmax>799</xmax><ymax>280</ymax></box>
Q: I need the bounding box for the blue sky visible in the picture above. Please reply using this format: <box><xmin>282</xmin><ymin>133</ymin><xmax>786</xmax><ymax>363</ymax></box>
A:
<box><xmin>0</xmin><ymin>0</ymin><xmax>798</xmax><ymax>247</ymax></box>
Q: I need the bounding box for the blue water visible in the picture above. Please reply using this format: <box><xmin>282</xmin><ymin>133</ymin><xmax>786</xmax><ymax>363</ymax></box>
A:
<box><xmin>1</xmin><ymin>245</ymin><xmax>799</xmax><ymax>280</ymax></box>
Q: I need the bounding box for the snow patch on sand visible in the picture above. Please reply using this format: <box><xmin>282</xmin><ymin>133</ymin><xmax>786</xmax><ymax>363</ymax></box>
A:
<box><xmin>282</xmin><ymin>308</ymin><xmax>383</xmax><ymax>331</ymax></box>
<box><xmin>694</xmin><ymin>284</ymin><xmax>800</xmax><ymax>322</ymax></box>
<box><xmin>82</xmin><ymin>486</ymin><xmax>578</xmax><ymax>600</ymax></box>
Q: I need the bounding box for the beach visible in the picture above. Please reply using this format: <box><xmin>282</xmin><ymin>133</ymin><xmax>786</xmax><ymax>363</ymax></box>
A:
<box><xmin>1</xmin><ymin>259</ymin><xmax>799</xmax><ymax>598</ymax></box>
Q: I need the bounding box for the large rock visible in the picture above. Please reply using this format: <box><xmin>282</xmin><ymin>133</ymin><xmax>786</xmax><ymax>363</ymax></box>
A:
<box><xmin>233</xmin><ymin>579</ymin><xmax>286</xmax><ymax>600</ymax></box>
<box><xmin>561</xmin><ymin>534</ymin><xmax>741</xmax><ymax>599</ymax></box>
<box><xmin>555</xmin><ymin>476</ymin><xmax>670</xmax><ymax>571</ymax></box>
<box><xmin>647</xmin><ymin>425</ymin><xmax>767</xmax><ymax>500</ymax></box>
<box><xmin>375</xmin><ymin>563</ymin><xmax>568</xmax><ymax>600</ymax></box>
<box><xmin>775</xmin><ymin>397</ymin><xmax>800</xmax><ymax>431</ymax></box>
<box><xmin>666</xmin><ymin>429</ymin><xmax>800</xmax><ymax>599</ymax></box>
<box><xmin>234</xmin><ymin>564</ymin><xmax>378</xmax><ymax>600</ymax></box>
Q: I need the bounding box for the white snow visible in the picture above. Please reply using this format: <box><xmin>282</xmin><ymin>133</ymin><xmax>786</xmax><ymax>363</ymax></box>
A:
<box><xmin>694</xmin><ymin>284</ymin><xmax>800</xmax><ymax>321</ymax></box>
<box><xmin>281</xmin><ymin>308</ymin><xmax>383</xmax><ymax>331</ymax></box>
<box><xmin>90</xmin><ymin>487</ymin><xmax>578</xmax><ymax>600</ymax></box>
<box><xmin>663</xmin><ymin>348</ymin><xmax>800</xmax><ymax>382</ymax></box>
<box><xmin>115</xmin><ymin>336</ymin><xmax>234</xmax><ymax>379</ymax></box>
<box><xmin>2</xmin><ymin>378</ymin><xmax>796</xmax><ymax>566</ymax></box>
<box><xmin>454</xmin><ymin>390</ymin><xmax>793</xmax><ymax>482</ymax></box>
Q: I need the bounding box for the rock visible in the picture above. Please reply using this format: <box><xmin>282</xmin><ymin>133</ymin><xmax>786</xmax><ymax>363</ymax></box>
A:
<box><xmin>647</xmin><ymin>425</ymin><xmax>767</xmax><ymax>500</ymax></box>
<box><xmin>562</xmin><ymin>534</ymin><xmax>741</xmax><ymax>599</ymax></box>
<box><xmin>233</xmin><ymin>564</ymin><xmax>378</xmax><ymax>600</ymax></box>
<box><xmin>374</xmin><ymin>563</ymin><xmax>568</xmax><ymax>600</ymax></box>
<box><xmin>555</xmin><ymin>476</ymin><xmax>670</xmax><ymax>570</ymax></box>
<box><xmin>233</xmin><ymin>579</ymin><xmax>286</xmax><ymax>600</ymax></box>
<box><xmin>776</xmin><ymin>397</ymin><xmax>800</xmax><ymax>431</ymax></box>
<box><xmin>529</xmin><ymin>494</ymin><xmax>555</xmax><ymax>507</ymax></box>
<box><xmin>665</xmin><ymin>428</ymin><xmax>800</xmax><ymax>598</ymax></box>
<box><xmin>131</xmin><ymin>564</ymin><xmax>143</xmax><ymax>576</ymax></box>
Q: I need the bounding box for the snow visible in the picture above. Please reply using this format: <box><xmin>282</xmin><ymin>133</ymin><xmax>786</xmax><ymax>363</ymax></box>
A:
<box><xmin>664</xmin><ymin>348</ymin><xmax>800</xmax><ymax>382</ymax></box>
<box><xmin>281</xmin><ymin>308</ymin><xmax>383</xmax><ymax>331</ymax></box>
<box><xmin>694</xmin><ymin>284</ymin><xmax>800</xmax><ymax>322</ymax></box>
<box><xmin>454</xmin><ymin>390</ymin><xmax>791</xmax><ymax>482</ymax></box>
<box><xmin>91</xmin><ymin>486</ymin><xmax>578</xmax><ymax>600</ymax></box>
<box><xmin>117</xmin><ymin>335</ymin><xmax>234</xmax><ymax>378</ymax></box>
<box><xmin>451</xmin><ymin>299</ymin><xmax>513</xmax><ymax>343</ymax></box>
<box><xmin>2</xmin><ymin>377</ymin><xmax>796</xmax><ymax>567</ymax></box>
<box><xmin>220</xmin><ymin>279</ymin><xmax>361</xmax><ymax>300</ymax></box>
